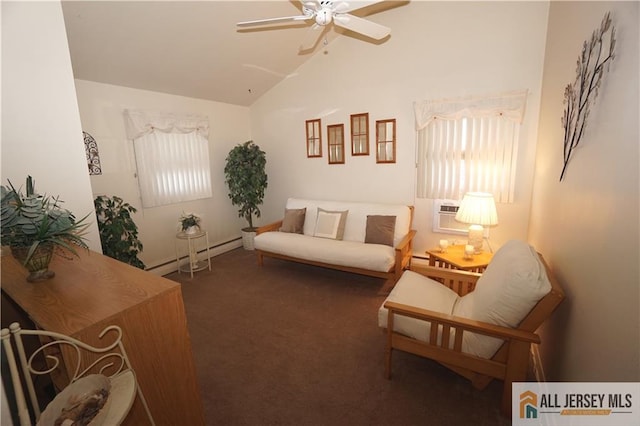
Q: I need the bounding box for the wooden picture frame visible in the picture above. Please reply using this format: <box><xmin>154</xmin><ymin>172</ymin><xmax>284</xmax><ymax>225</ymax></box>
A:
<box><xmin>350</xmin><ymin>113</ymin><xmax>369</xmax><ymax>156</ymax></box>
<box><xmin>327</xmin><ymin>124</ymin><xmax>345</xmax><ymax>164</ymax></box>
<box><xmin>305</xmin><ymin>119</ymin><xmax>322</xmax><ymax>158</ymax></box>
<box><xmin>376</xmin><ymin>119</ymin><xmax>396</xmax><ymax>164</ymax></box>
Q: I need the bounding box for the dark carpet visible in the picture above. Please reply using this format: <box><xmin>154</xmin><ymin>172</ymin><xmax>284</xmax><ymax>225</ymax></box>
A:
<box><xmin>166</xmin><ymin>248</ymin><xmax>511</xmax><ymax>426</ymax></box>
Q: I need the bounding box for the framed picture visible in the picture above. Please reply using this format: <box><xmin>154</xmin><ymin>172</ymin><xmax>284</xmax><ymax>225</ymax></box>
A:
<box><xmin>350</xmin><ymin>113</ymin><xmax>369</xmax><ymax>156</ymax></box>
<box><xmin>376</xmin><ymin>119</ymin><xmax>396</xmax><ymax>164</ymax></box>
<box><xmin>305</xmin><ymin>119</ymin><xmax>322</xmax><ymax>158</ymax></box>
<box><xmin>327</xmin><ymin>124</ymin><xmax>345</xmax><ymax>164</ymax></box>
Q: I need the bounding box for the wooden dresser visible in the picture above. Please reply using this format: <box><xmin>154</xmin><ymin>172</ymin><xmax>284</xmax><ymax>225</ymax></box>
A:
<box><xmin>1</xmin><ymin>249</ymin><xmax>205</xmax><ymax>425</ymax></box>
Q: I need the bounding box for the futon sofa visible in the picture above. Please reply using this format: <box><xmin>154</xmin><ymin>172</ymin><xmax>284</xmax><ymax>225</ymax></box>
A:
<box><xmin>254</xmin><ymin>198</ymin><xmax>416</xmax><ymax>284</ymax></box>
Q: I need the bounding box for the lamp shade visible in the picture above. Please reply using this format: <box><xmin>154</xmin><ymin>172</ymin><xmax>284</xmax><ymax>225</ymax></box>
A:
<box><xmin>455</xmin><ymin>192</ymin><xmax>498</xmax><ymax>226</ymax></box>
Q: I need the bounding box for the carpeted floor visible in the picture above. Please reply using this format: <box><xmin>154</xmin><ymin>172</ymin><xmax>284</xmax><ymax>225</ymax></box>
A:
<box><xmin>166</xmin><ymin>248</ymin><xmax>511</xmax><ymax>426</ymax></box>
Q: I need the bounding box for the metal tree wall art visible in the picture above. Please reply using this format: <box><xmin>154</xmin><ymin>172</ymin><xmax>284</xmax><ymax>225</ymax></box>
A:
<box><xmin>560</xmin><ymin>12</ymin><xmax>616</xmax><ymax>181</ymax></box>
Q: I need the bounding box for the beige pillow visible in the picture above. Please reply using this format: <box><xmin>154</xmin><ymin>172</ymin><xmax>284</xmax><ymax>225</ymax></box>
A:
<box><xmin>279</xmin><ymin>208</ymin><xmax>306</xmax><ymax>234</ymax></box>
<box><xmin>313</xmin><ymin>208</ymin><xmax>348</xmax><ymax>240</ymax></box>
<box><xmin>365</xmin><ymin>215</ymin><xmax>396</xmax><ymax>247</ymax></box>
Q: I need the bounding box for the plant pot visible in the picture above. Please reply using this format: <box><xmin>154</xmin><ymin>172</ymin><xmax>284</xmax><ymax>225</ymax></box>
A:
<box><xmin>11</xmin><ymin>243</ymin><xmax>56</xmax><ymax>282</ymax></box>
<box><xmin>185</xmin><ymin>226</ymin><xmax>200</xmax><ymax>235</ymax></box>
<box><xmin>241</xmin><ymin>229</ymin><xmax>256</xmax><ymax>251</ymax></box>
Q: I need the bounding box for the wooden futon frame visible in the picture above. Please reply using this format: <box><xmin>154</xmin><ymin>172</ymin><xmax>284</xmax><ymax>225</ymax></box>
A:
<box><xmin>384</xmin><ymin>256</ymin><xmax>564</xmax><ymax>417</ymax></box>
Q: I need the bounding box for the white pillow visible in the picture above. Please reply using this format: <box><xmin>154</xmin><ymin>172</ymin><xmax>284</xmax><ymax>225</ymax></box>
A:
<box><xmin>313</xmin><ymin>208</ymin><xmax>348</xmax><ymax>240</ymax></box>
<box><xmin>453</xmin><ymin>239</ymin><xmax>551</xmax><ymax>358</ymax></box>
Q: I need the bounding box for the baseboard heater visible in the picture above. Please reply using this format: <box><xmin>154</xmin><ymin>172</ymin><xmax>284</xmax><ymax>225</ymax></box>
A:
<box><xmin>146</xmin><ymin>237</ymin><xmax>242</xmax><ymax>274</ymax></box>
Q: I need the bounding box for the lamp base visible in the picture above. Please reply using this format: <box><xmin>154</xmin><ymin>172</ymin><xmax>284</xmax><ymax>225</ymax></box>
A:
<box><xmin>468</xmin><ymin>225</ymin><xmax>484</xmax><ymax>253</ymax></box>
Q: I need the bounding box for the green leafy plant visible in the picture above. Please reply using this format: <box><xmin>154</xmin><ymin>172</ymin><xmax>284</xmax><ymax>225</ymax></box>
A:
<box><xmin>179</xmin><ymin>212</ymin><xmax>201</xmax><ymax>231</ymax></box>
<box><xmin>0</xmin><ymin>176</ymin><xmax>90</xmax><ymax>265</ymax></box>
<box><xmin>224</xmin><ymin>140</ymin><xmax>268</xmax><ymax>230</ymax></box>
<box><xmin>94</xmin><ymin>195</ymin><xmax>145</xmax><ymax>269</ymax></box>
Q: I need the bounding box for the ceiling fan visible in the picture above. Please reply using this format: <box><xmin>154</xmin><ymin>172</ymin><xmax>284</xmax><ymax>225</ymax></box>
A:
<box><xmin>237</xmin><ymin>1</ymin><xmax>392</xmax><ymax>43</ymax></box>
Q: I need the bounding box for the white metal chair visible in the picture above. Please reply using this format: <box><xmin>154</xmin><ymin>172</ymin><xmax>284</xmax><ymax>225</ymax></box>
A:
<box><xmin>1</xmin><ymin>322</ymin><xmax>155</xmax><ymax>426</ymax></box>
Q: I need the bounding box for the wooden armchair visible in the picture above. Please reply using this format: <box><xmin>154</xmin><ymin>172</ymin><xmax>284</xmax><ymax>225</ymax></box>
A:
<box><xmin>379</xmin><ymin>240</ymin><xmax>564</xmax><ymax>417</ymax></box>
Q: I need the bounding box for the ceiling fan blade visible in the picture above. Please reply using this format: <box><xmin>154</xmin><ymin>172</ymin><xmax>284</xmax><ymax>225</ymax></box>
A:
<box><xmin>298</xmin><ymin>24</ymin><xmax>327</xmax><ymax>53</ymax></box>
<box><xmin>334</xmin><ymin>0</ymin><xmax>385</xmax><ymax>14</ymax></box>
<box><xmin>333</xmin><ymin>13</ymin><xmax>390</xmax><ymax>39</ymax></box>
<box><xmin>300</xmin><ymin>0</ymin><xmax>321</xmax><ymax>11</ymax></box>
<box><xmin>237</xmin><ymin>15</ymin><xmax>312</xmax><ymax>27</ymax></box>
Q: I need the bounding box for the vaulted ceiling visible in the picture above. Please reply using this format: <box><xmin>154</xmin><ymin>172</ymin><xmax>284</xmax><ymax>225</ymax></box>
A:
<box><xmin>61</xmin><ymin>1</ymin><xmax>408</xmax><ymax>106</ymax></box>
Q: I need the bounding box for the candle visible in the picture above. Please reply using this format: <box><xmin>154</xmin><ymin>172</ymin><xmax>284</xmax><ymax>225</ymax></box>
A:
<box><xmin>464</xmin><ymin>244</ymin><xmax>474</xmax><ymax>259</ymax></box>
<box><xmin>439</xmin><ymin>239</ymin><xmax>449</xmax><ymax>253</ymax></box>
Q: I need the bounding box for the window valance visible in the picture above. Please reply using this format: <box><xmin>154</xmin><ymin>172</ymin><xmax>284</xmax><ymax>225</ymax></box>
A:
<box><xmin>413</xmin><ymin>90</ymin><xmax>528</xmax><ymax>130</ymax></box>
<box><xmin>123</xmin><ymin>109</ymin><xmax>209</xmax><ymax>140</ymax></box>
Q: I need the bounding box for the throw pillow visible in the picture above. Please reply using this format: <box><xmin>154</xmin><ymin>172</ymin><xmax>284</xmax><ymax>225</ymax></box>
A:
<box><xmin>313</xmin><ymin>208</ymin><xmax>348</xmax><ymax>240</ymax></box>
<box><xmin>279</xmin><ymin>208</ymin><xmax>306</xmax><ymax>234</ymax></box>
<box><xmin>365</xmin><ymin>215</ymin><xmax>396</xmax><ymax>247</ymax></box>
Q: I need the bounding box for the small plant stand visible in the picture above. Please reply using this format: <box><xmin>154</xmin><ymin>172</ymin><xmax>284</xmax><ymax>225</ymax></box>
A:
<box><xmin>175</xmin><ymin>230</ymin><xmax>211</xmax><ymax>278</ymax></box>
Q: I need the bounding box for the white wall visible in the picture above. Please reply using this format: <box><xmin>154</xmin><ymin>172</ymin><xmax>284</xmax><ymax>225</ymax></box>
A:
<box><xmin>74</xmin><ymin>80</ymin><xmax>252</xmax><ymax>271</ymax></box>
<box><xmin>250</xmin><ymin>1</ymin><xmax>549</xmax><ymax>254</ymax></box>
<box><xmin>1</xmin><ymin>1</ymin><xmax>101</xmax><ymax>253</ymax></box>
<box><xmin>530</xmin><ymin>2</ymin><xmax>639</xmax><ymax>380</ymax></box>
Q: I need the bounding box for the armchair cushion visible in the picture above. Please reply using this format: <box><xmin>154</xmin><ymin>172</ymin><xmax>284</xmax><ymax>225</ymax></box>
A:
<box><xmin>453</xmin><ymin>240</ymin><xmax>551</xmax><ymax>327</ymax></box>
<box><xmin>378</xmin><ymin>270</ymin><xmax>458</xmax><ymax>342</ymax></box>
<box><xmin>453</xmin><ymin>239</ymin><xmax>551</xmax><ymax>357</ymax></box>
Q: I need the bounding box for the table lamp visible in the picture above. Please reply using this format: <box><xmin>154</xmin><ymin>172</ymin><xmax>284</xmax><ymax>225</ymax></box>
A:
<box><xmin>455</xmin><ymin>192</ymin><xmax>498</xmax><ymax>253</ymax></box>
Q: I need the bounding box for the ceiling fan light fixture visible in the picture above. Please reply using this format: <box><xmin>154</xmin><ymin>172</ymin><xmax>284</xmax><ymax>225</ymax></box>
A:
<box><xmin>315</xmin><ymin>9</ymin><xmax>333</xmax><ymax>26</ymax></box>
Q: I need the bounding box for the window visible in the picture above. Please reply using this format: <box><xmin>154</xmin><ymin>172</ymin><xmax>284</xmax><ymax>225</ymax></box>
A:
<box><xmin>415</xmin><ymin>91</ymin><xmax>527</xmax><ymax>203</ymax></box>
<box><xmin>124</xmin><ymin>110</ymin><xmax>212</xmax><ymax>208</ymax></box>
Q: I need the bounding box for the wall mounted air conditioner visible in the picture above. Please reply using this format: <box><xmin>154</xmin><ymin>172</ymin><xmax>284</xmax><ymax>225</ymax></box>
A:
<box><xmin>432</xmin><ymin>199</ymin><xmax>467</xmax><ymax>235</ymax></box>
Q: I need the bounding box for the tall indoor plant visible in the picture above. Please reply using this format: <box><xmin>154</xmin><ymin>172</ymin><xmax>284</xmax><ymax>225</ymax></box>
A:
<box><xmin>94</xmin><ymin>195</ymin><xmax>145</xmax><ymax>269</ymax></box>
<box><xmin>224</xmin><ymin>140</ymin><xmax>268</xmax><ymax>250</ymax></box>
<box><xmin>0</xmin><ymin>176</ymin><xmax>90</xmax><ymax>282</ymax></box>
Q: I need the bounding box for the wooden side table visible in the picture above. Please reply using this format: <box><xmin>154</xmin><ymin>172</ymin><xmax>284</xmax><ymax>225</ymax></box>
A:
<box><xmin>175</xmin><ymin>230</ymin><xmax>212</xmax><ymax>278</ymax></box>
<box><xmin>426</xmin><ymin>244</ymin><xmax>493</xmax><ymax>273</ymax></box>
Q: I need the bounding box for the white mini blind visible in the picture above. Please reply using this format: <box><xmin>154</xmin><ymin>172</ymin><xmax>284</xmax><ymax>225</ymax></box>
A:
<box><xmin>415</xmin><ymin>91</ymin><xmax>527</xmax><ymax>203</ymax></box>
<box><xmin>124</xmin><ymin>110</ymin><xmax>212</xmax><ymax>208</ymax></box>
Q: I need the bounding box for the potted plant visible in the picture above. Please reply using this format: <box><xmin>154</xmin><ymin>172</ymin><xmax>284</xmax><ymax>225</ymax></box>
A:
<box><xmin>179</xmin><ymin>212</ymin><xmax>202</xmax><ymax>234</ymax></box>
<box><xmin>223</xmin><ymin>140</ymin><xmax>268</xmax><ymax>250</ymax></box>
<box><xmin>0</xmin><ymin>176</ymin><xmax>90</xmax><ymax>282</ymax></box>
<box><xmin>94</xmin><ymin>195</ymin><xmax>145</xmax><ymax>269</ymax></box>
